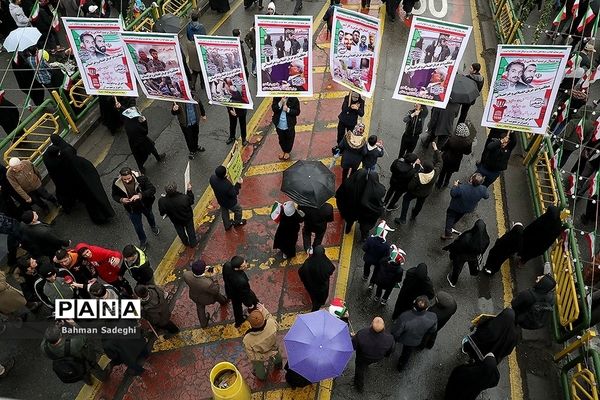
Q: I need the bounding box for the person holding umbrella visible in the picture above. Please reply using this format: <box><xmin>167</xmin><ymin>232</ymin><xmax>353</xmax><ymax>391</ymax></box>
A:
<box><xmin>298</xmin><ymin>245</ymin><xmax>335</xmax><ymax>311</ymax></box>
<box><xmin>273</xmin><ymin>201</ymin><xmax>305</xmax><ymax>259</ymax></box>
<box><xmin>243</xmin><ymin>304</ymin><xmax>282</xmax><ymax>380</ymax></box>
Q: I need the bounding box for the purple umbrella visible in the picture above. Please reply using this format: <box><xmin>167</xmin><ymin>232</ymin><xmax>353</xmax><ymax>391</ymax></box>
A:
<box><xmin>284</xmin><ymin>310</ymin><xmax>354</xmax><ymax>382</ymax></box>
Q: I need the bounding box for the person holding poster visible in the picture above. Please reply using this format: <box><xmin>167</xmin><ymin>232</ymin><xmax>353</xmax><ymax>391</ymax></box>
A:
<box><xmin>226</xmin><ymin>107</ymin><xmax>248</xmax><ymax>145</ymax></box>
<box><xmin>329</xmin><ymin>8</ymin><xmax>380</xmax><ymax>98</ymax></box>
<box><xmin>336</xmin><ymin>92</ymin><xmax>365</xmax><ymax>143</ymax></box>
<box><xmin>171</xmin><ymin>92</ymin><xmax>207</xmax><ymax>160</ymax></box>
<box><xmin>392</xmin><ymin>17</ymin><xmax>471</xmax><ymax>108</ymax></box>
<box><xmin>272</xmin><ymin>97</ymin><xmax>300</xmax><ymax>161</ymax></box>
<box><xmin>481</xmin><ymin>45</ymin><xmax>571</xmax><ymax>134</ymax></box>
<box><xmin>255</xmin><ymin>15</ymin><xmax>313</xmax><ymax>97</ymax></box>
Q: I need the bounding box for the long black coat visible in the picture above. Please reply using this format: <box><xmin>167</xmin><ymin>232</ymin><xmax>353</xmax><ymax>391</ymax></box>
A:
<box><xmin>445</xmin><ymin>354</ymin><xmax>500</xmax><ymax>400</ymax></box>
<box><xmin>273</xmin><ymin>210</ymin><xmax>304</xmax><ymax>258</ymax></box>
<box><xmin>12</xmin><ymin>57</ymin><xmax>45</xmax><ymax>106</ymax></box>
<box><xmin>123</xmin><ymin>116</ymin><xmax>156</xmax><ymax>164</ymax></box>
<box><xmin>298</xmin><ymin>246</ymin><xmax>335</xmax><ymax>307</ymax></box>
<box><xmin>441</xmin><ymin>134</ymin><xmax>472</xmax><ymax>173</ymax></box>
<box><xmin>222</xmin><ymin>262</ymin><xmax>258</xmax><ymax>306</ymax></box>
<box><xmin>371</xmin><ymin>260</ymin><xmax>403</xmax><ymax>291</ymax></box>
<box><xmin>467</xmin><ymin>308</ymin><xmax>519</xmax><ymax>363</ymax></box>
<box><xmin>484</xmin><ymin>223</ymin><xmax>523</xmax><ymax>275</ymax></box>
<box><xmin>392</xmin><ymin>263</ymin><xmax>435</xmax><ymax>320</ymax></box>
<box><xmin>0</xmin><ymin>97</ymin><xmax>20</xmax><ymax>137</ymax></box>
<box><xmin>443</xmin><ymin>219</ymin><xmax>490</xmax><ymax>263</ymax></box>
<box><xmin>42</xmin><ymin>145</ymin><xmax>77</xmax><ymax>212</ymax></box>
<box><xmin>518</xmin><ymin>206</ymin><xmax>562</xmax><ymax>263</ymax></box>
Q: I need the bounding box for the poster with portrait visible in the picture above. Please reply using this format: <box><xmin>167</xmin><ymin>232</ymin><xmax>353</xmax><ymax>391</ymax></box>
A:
<box><xmin>61</xmin><ymin>17</ymin><xmax>137</xmax><ymax>96</ymax></box>
<box><xmin>121</xmin><ymin>32</ymin><xmax>195</xmax><ymax>103</ymax></box>
<box><xmin>255</xmin><ymin>15</ymin><xmax>313</xmax><ymax>97</ymax></box>
<box><xmin>194</xmin><ymin>35</ymin><xmax>253</xmax><ymax>109</ymax></box>
<box><xmin>481</xmin><ymin>45</ymin><xmax>571</xmax><ymax>134</ymax></box>
<box><xmin>392</xmin><ymin>17</ymin><xmax>472</xmax><ymax>108</ymax></box>
<box><xmin>329</xmin><ymin>8</ymin><xmax>381</xmax><ymax>98</ymax></box>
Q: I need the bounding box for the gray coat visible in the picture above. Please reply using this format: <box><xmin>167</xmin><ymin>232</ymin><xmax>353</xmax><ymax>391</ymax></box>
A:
<box><xmin>182</xmin><ymin>271</ymin><xmax>226</xmax><ymax>305</ymax></box>
<box><xmin>392</xmin><ymin>309</ymin><xmax>437</xmax><ymax>347</ymax></box>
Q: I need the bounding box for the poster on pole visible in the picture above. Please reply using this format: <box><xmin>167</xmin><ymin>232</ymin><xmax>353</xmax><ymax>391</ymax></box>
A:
<box><xmin>329</xmin><ymin>8</ymin><xmax>381</xmax><ymax>98</ymax></box>
<box><xmin>255</xmin><ymin>15</ymin><xmax>313</xmax><ymax>97</ymax></box>
<box><xmin>392</xmin><ymin>17</ymin><xmax>472</xmax><ymax>108</ymax></box>
<box><xmin>121</xmin><ymin>32</ymin><xmax>196</xmax><ymax>103</ymax></box>
<box><xmin>61</xmin><ymin>17</ymin><xmax>137</xmax><ymax>96</ymax></box>
<box><xmin>194</xmin><ymin>35</ymin><xmax>254</xmax><ymax>109</ymax></box>
<box><xmin>481</xmin><ymin>45</ymin><xmax>571</xmax><ymax>134</ymax></box>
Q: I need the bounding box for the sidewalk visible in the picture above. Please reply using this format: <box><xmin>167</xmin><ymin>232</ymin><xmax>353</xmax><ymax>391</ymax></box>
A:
<box><xmin>82</xmin><ymin>2</ymin><xmax>381</xmax><ymax>399</ymax></box>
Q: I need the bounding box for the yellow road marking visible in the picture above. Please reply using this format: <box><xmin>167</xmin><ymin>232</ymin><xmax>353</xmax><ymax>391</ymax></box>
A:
<box><xmin>469</xmin><ymin>0</ymin><xmax>523</xmax><ymax>397</ymax></box>
<box><xmin>313</xmin><ymin>66</ymin><xmax>330</xmax><ymax>73</ymax></box>
<box><xmin>246</xmin><ymin>157</ymin><xmax>340</xmax><ymax>176</ymax></box>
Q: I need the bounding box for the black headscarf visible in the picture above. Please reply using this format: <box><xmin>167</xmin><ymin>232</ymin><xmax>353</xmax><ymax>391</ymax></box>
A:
<box><xmin>298</xmin><ymin>245</ymin><xmax>335</xmax><ymax>295</ymax></box>
<box><xmin>469</xmin><ymin>308</ymin><xmax>519</xmax><ymax>363</ymax></box>
<box><xmin>534</xmin><ymin>274</ymin><xmax>557</xmax><ymax>294</ymax></box>
<box><xmin>428</xmin><ymin>291</ymin><xmax>457</xmax><ymax>331</ymax></box>
<box><xmin>443</xmin><ymin>219</ymin><xmax>490</xmax><ymax>257</ymax></box>
<box><xmin>519</xmin><ymin>206</ymin><xmax>562</xmax><ymax>263</ymax></box>
<box><xmin>444</xmin><ymin>354</ymin><xmax>500</xmax><ymax>400</ymax></box>
<box><xmin>484</xmin><ymin>223</ymin><xmax>524</xmax><ymax>275</ymax></box>
<box><xmin>392</xmin><ymin>263</ymin><xmax>435</xmax><ymax>320</ymax></box>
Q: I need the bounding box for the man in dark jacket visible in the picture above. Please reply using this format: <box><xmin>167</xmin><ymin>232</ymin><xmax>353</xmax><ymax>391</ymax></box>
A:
<box><xmin>477</xmin><ymin>131</ymin><xmax>516</xmax><ymax>187</ymax></box>
<box><xmin>111</xmin><ymin>167</ymin><xmax>159</xmax><ymax>250</ymax></box>
<box><xmin>158</xmin><ymin>182</ymin><xmax>196</xmax><ymax>248</ymax></box>
<box><xmin>20</xmin><ymin>210</ymin><xmax>69</xmax><ymax>258</ymax></box>
<box><xmin>122</xmin><ymin>244</ymin><xmax>154</xmax><ymax>285</ymax></box>
<box><xmin>457</xmin><ymin>63</ymin><xmax>484</xmax><ymax>124</ymax></box>
<box><xmin>511</xmin><ymin>273</ymin><xmax>556</xmax><ymax>330</ymax></box>
<box><xmin>392</xmin><ymin>296</ymin><xmax>437</xmax><ymax>371</ymax></box>
<box><xmin>299</xmin><ymin>202</ymin><xmax>334</xmax><ymax>253</ymax></box>
<box><xmin>102</xmin><ymin>319</ymin><xmax>150</xmax><ymax>376</ymax></box>
<box><xmin>352</xmin><ymin>317</ymin><xmax>395</xmax><ymax>392</ymax></box>
<box><xmin>395</xmin><ymin>143</ymin><xmax>442</xmax><ymax>224</ymax></box>
<box><xmin>222</xmin><ymin>255</ymin><xmax>258</xmax><ymax>328</ymax></box>
<box><xmin>209</xmin><ymin>165</ymin><xmax>246</xmax><ymax>230</ymax></box>
<box><xmin>182</xmin><ymin>259</ymin><xmax>228</xmax><ymax>327</ymax></box>
<box><xmin>171</xmin><ymin>92</ymin><xmax>206</xmax><ymax>160</ymax></box>
<box><xmin>135</xmin><ymin>284</ymin><xmax>180</xmax><ymax>336</ymax></box>
<box><xmin>384</xmin><ymin>153</ymin><xmax>420</xmax><ymax>211</ymax></box>
<box><xmin>441</xmin><ymin>173</ymin><xmax>489</xmax><ymax>239</ymax></box>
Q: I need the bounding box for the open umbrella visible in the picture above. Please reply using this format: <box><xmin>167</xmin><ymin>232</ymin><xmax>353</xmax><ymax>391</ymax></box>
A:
<box><xmin>4</xmin><ymin>27</ymin><xmax>41</xmax><ymax>52</ymax></box>
<box><xmin>284</xmin><ymin>310</ymin><xmax>353</xmax><ymax>382</ymax></box>
<box><xmin>281</xmin><ymin>160</ymin><xmax>335</xmax><ymax>208</ymax></box>
<box><xmin>449</xmin><ymin>75</ymin><xmax>480</xmax><ymax>104</ymax></box>
<box><xmin>154</xmin><ymin>13</ymin><xmax>181</xmax><ymax>33</ymax></box>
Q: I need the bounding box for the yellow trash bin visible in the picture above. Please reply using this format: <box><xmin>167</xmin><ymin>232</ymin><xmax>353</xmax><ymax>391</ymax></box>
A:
<box><xmin>210</xmin><ymin>362</ymin><xmax>251</xmax><ymax>400</ymax></box>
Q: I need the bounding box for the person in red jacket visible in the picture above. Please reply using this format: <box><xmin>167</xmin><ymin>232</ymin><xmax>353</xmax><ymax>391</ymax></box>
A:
<box><xmin>75</xmin><ymin>243</ymin><xmax>133</xmax><ymax>296</ymax></box>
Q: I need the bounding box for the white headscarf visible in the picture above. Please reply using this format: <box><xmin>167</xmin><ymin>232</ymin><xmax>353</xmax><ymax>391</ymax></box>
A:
<box><xmin>283</xmin><ymin>201</ymin><xmax>296</xmax><ymax>217</ymax></box>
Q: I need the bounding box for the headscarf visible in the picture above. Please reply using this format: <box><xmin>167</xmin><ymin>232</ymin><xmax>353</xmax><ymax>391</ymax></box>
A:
<box><xmin>455</xmin><ymin>123</ymin><xmax>470</xmax><ymax>137</ymax></box>
<box><xmin>374</xmin><ymin>220</ymin><xmax>394</xmax><ymax>240</ymax></box>
<box><xmin>520</xmin><ymin>205</ymin><xmax>563</xmax><ymax>262</ymax></box>
<box><xmin>444</xmin><ymin>219</ymin><xmax>490</xmax><ymax>256</ymax></box>
<box><xmin>346</xmin><ymin>123</ymin><xmax>366</xmax><ymax>148</ymax></box>
<box><xmin>533</xmin><ymin>274</ymin><xmax>556</xmax><ymax>294</ymax></box>
<box><xmin>392</xmin><ymin>262</ymin><xmax>435</xmax><ymax>320</ymax></box>
<box><xmin>445</xmin><ymin>354</ymin><xmax>500</xmax><ymax>400</ymax></box>
<box><xmin>298</xmin><ymin>245</ymin><xmax>335</xmax><ymax>292</ymax></box>
<box><xmin>283</xmin><ymin>201</ymin><xmax>296</xmax><ymax>217</ymax></box>
<box><xmin>429</xmin><ymin>291</ymin><xmax>456</xmax><ymax>331</ymax></box>
<box><xmin>186</xmin><ymin>21</ymin><xmax>205</xmax><ymax>41</ymax></box>
<box><xmin>470</xmin><ymin>308</ymin><xmax>519</xmax><ymax>363</ymax></box>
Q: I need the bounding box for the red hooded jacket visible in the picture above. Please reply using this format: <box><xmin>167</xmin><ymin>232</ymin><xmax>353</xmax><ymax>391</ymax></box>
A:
<box><xmin>75</xmin><ymin>243</ymin><xmax>122</xmax><ymax>283</ymax></box>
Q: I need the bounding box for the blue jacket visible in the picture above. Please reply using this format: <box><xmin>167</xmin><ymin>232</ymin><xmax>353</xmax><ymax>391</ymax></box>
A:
<box><xmin>448</xmin><ymin>183</ymin><xmax>489</xmax><ymax>214</ymax></box>
<box><xmin>362</xmin><ymin>236</ymin><xmax>390</xmax><ymax>265</ymax></box>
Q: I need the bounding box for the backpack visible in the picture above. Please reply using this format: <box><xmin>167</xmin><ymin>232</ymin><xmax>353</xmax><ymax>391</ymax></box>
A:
<box><xmin>44</xmin><ymin>338</ymin><xmax>87</xmax><ymax>383</ymax></box>
<box><xmin>517</xmin><ymin>291</ymin><xmax>554</xmax><ymax>330</ymax></box>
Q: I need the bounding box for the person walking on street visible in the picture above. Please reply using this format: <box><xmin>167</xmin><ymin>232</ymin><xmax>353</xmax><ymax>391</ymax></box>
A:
<box><xmin>362</xmin><ymin>220</ymin><xmax>392</xmax><ymax>282</ymax></box>
<box><xmin>482</xmin><ymin>222</ymin><xmax>523</xmax><ymax>275</ymax></box>
<box><xmin>391</xmin><ymin>296</ymin><xmax>437</xmax><ymax>371</ymax></box>
<box><xmin>370</xmin><ymin>246</ymin><xmax>405</xmax><ymax>305</ymax></box>
<box><xmin>7</xmin><ymin>158</ymin><xmax>57</xmax><ymax>212</ymax></box>
<box><xmin>111</xmin><ymin>167</ymin><xmax>159</xmax><ymax>250</ymax></box>
<box><xmin>223</xmin><ymin>255</ymin><xmax>259</xmax><ymax>328</ymax></box>
<box><xmin>423</xmin><ymin>102</ymin><xmax>460</xmax><ymax>148</ymax></box>
<box><xmin>226</xmin><ymin>107</ymin><xmax>248</xmax><ymax>145</ymax></box>
<box><xmin>476</xmin><ymin>131</ymin><xmax>516</xmax><ymax>187</ymax></box>
<box><xmin>518</xmin><ymin>205</ymin><xmax>563</xmax><ymax>265</ymax></box>
<box><xmin>336</xmin><ymin>92</ymin><xmax>365</xmax><ymax>143</ymax></box>
<box><xmin>209</xmin><ymin>165</ymin><xmax>246</xmax><ymax>230</ymax></box>
<box><xmin>399</xmin><ymin>104</ymin><xmax>428</xmax><ymax>157</ymax></box>
<box><xmin>102</xmin><ymin>319</ymin><xmax>150</xmax><ymax>376</ymax></box>
<box><xmin>41</xmin><ymin>325</ymin><xmax>108</xmax><ymax>385</ymax></box>
<box><xmin>183</xmin><ymin>259</ymin><xmax>228</xmax><ymax>328</ymax></box>
<box><xmin>273</xmin><ymin>201</ymin><xmax>304</xmax><ymax>259</ymax></box>
<box><xmin>363</xmin><ymin>135</ymin><xmax>384</xmax><ymax>172</ymax></box>
<box><xmin>392</xmin><ymin>262</ymin><xmax>435</xmax><ymax>320</ymax></box>
<box><xmin>444</xmin><ymin>354</ymin><xmax>500</xmax><ymax>400</ymax></box>
<box><xmin>233</xmin><ymin>28</ymin><xmax>250</xmax><ymax>76</ymax></box>
<box><xmin>352</xmin><ymin>317</ymin><xmax>395</xmax><ymax>392</ymax></box>
<box><xmin>116</xmin><ymin>101</ymin><xmax>166</xmax><ymax>174</ymax></box>
<box><xmin>272</xmin><ymin>97</ymin><xmax>301</xmax><ymax>161</ymax></box>
<box><xmin>171</xmin><ymin>93</ymin><xmax>206</xmax><ymax>160</ymax></box>
<box><xmin>384</xmin><ymin>153</ymin><xmax>420</xmax><ymax>211</ymax></box>
<box><xmin>299</xmin><ymin>202</ymin><xmax>334</xmax><ymax>253</ymax></box>
<box><xmin>444</xmin><ymin>219</ymin><xmax>490</xmax><ymax>287</ymax></box>
<box><xmin>462</xmin><ymin>308</ymin><xmax>519</xmax><ymax>364</ymax></box>
<box><xmin>20</xmin><ymin>210</ymin><xmax>70</xmax><ymax>258</ymax></box>
<box><xmin>158</xmin><ymin>182</ymin><xmax>197</xmax><ymax>249</ymax></box>
<box><xmin>511</xmin><ymin>273</ymin><xmax>556</xmax><ymax>330</ymax></box>
<box><xmin>122</xmin><ymin>244</ymin><xmax>154</xmax><ymax>285</ymax></box>
<box><xmin>457</xmin><ymin>63</ymin><xmax>484</xmax><ymax>125</ymax></box>
<box><xmin>441</xmin><ymin>173</ymin><xmax>488</xmax><ymax>240</ymax></box>
<box><xmin>242</xmin><ymin>304</ymin><xmax>282</xmax><ymax>380</ymax></box>
<box><xmin>436</xmin><ymin>123</ymin><xmax>473</xmax><ymax>189</ymax></box>
<box><xmin>244</xmin><ymin>24</ymin><xmax>257</xmax><ymax>76</ymax></box>
<box><xmin>422</xmin><ymin>291</ymin><xmax>457</xmax><ymax>348</ymax></box>
<box><xmin>395</xmin><ymin>143</ymin><xmax>442</xmax><ymax>225</ymax></box>
<box><xmin>298</xmin><ymin>245</ymin><xmax>335</xmax><ymax>311</ymax></box>
<box><xmin>185</xmin><ymin>11</ymin><xmax>206</xmax><ymax>90</ymax></box>
<box><xmin>337</xmin><ymin>123</ymin><xmax>367</xmax><ymax>182</ymax></box>
<box><xmin>135</xmin><ymin>284</ymin><xmax>180</xmax><ymax>337</ymax></box>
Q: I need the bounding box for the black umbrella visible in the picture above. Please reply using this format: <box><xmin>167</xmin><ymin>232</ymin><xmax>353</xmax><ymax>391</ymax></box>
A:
<box><xmin>154</xmin><ymin>14</ymin><xmax>181</xmax><ymax>33</ymax></box>
<box><xmin>282</xmin><ymin>161</ymin><xmax>335</xmax><ymax>208</ymax></box>
<box><xmin>449</xmin><ymin>75</ymin><xmax>480</xmax><ymax>104</ymax></box>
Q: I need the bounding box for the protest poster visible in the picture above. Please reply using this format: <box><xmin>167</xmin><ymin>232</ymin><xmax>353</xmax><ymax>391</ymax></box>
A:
<box><xmin>392</xmin><ymin>17</ymin><xmax>472</xmax><ymax>108</ymax></box>
<box><xmin>481</xmin><ymin>45</ymin><xmax>571</xmax><ymax>134</ymax></box>
<box><xmin>226</xmin><ymin>142</ymin><xmax>243</xmax><ymax>183</ymax></box>
<box><xmin>121</xmin><ymin>32</ymin><xmax>195</xmax><ymax>103</ymax></box>
<box><xmin>329</xmin><ymin>8</ymin><xmax>381</xmax><ymax>98</ymax></box>
<box><xmin>194</xmin><ymin>35</ymin><xmax>254</xmax><ymax>109</ymax></box>
<box><xmin>255</xmin><ymin>15</ymin><xmax>313</xmax><ymax>97</ymax></box>
<box><xmin>61</xmin><ymin>17</ymin><xmax>137</xmax><ymax>96</ymax></box>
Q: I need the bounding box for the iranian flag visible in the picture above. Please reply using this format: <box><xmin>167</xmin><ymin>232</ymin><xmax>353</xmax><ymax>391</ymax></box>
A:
<box><xmin>30</xmin><ymin>0</ymin><xmax>40</xmax><ymax>21</ymax></box>
<box><xmin>51</xmin><ymin>9</ymin><xmax>60</xmax><ymax>31</ymax></box>
<box><xmin>593</xmin><ymin>115</ymin><xmax>600</xmax><ymax>142</ymax></box>
<box><xmin>567</xmin><ymin>174</ymin><xmax>576</xmax><ymax>196</ymax></box>
<box><xmin>551</xmin><ymin>147</ymin><xmax>562</xmax><ymax>170</ymax></box>
<box><xmin>577</xmin><ymin>5</ymin><xmax>596</xmax><ymax>32</ymax></box>
<box><xmin>584</xmin><ymin>232</ymin><xmax>595</xmax><ymax>259</ymax></box>
<box><xmin>553</xmin><ymin>5</ymin><xmax>568</xmax><ymax>26</ymax></box>
<box><xmin>100</xmin><ymin>0</ymin><xmax>108</xmax><ymax>16</ymax></box>
<box><xmin>557</xmin><ymin>98</ymin><xmax>571</xmax><ymax>123</ymax></box>
<box><xmin>589</xmin><ymin>170</ymin><xmax>600</xmax><ymax>197</ymax></box>
<box><xmin>576</xmin><ymin>118</ymin><xmax>585</xmax><ymax>142</ymax></box>
<box><xmin>572</xmin><ymin>0</ymin><xmax>580</xmax><ymax>18</ymax></box>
